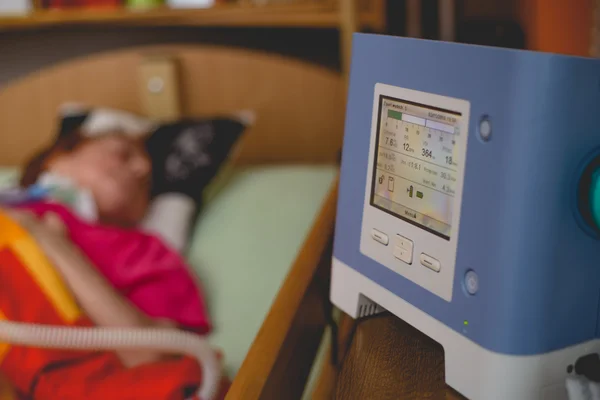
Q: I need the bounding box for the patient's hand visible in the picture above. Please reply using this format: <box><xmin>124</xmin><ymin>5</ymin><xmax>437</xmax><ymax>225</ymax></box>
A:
<box><xmin>5</xmin><ymin>209</ymin><xmax>70</xmax><ymax>253</ymax></box>
<box><xmin>3</xmin><ymin>209</ymin><xmax>89</xmax><ymax>284</ymax></box>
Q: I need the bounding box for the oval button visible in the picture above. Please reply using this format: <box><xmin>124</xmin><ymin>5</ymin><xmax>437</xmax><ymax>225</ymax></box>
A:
<box><xmin>420</xmin><ymin>253</ymin><xmax>441</xmax><ymax>272</ymax></box>
<box><xmin>465</xmin><ymin>270</ymin><xmax>479</xmax><ymax>295</ymax></box>
<box><xmin>371</xmin><ymin>229</ymin><xmax>389</xmax><ymax>245</ymax></box>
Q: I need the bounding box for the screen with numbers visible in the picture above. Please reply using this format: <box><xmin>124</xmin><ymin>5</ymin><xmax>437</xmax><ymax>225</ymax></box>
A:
<box><xmin>370</xmin><ymin>95</ymin><xmax>461</xmax><ymax>240</ymax></box>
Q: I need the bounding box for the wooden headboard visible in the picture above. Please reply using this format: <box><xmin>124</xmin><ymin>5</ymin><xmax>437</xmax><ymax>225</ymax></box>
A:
<box><xmin>0</xmin><ymin>44</ymin><xmax>345</xmax><ymax>167</ymax></box>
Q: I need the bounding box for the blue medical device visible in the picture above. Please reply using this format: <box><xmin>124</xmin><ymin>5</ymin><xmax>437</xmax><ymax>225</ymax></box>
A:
<box><xmin>331</xmin><ymin>34</ymin><xmax>600</xmax><ymax>400</ymax></box>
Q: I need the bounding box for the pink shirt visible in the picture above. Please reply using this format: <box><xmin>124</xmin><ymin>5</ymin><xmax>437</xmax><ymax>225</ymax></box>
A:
<box><xmin>19</xmin><ymin>202</ymin><xmax>211</xmax><ymax>334</ymax></box>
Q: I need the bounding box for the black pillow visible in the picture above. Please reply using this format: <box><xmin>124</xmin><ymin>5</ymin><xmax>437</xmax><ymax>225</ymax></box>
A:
<box><xmin>145</xmin><ymin>118</ymin><xmax>247</xmax><ymax>203</ymax></box>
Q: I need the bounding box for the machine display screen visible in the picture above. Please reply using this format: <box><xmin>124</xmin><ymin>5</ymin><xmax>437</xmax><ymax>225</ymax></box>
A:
<box><xmin>370</xmin><ymin>95</ymin><xmax>462</xmax><ymax>240</ymax></box>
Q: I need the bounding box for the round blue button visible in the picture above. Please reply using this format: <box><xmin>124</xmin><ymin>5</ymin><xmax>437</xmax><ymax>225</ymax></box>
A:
<box><xmin>479</xmin><ymin>116</ymin><xmax>492</xmax><ymax>142</ymax></box>
<box><xmin>465</xmin><ymin>270</ymin><xmax>479</xmax><ymax>295</ymax></box>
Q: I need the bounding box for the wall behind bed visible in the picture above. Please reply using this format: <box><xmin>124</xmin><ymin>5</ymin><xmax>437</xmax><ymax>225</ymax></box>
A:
<box><xmin>0</xmin><ymin>28</ymin><xmax>346</xmax><ymax>167</ymax></box>
<box><xmin>0</xmin><ymin>27</ymin><xmax>341</xmax><ymax>87</ymax></box>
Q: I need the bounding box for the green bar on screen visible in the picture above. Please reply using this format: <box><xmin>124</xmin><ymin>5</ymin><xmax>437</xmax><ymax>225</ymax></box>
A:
<box><xmin>387</xmin><ymin>109</ymin><xmax>402</xmax><ymax>120</ymax></box>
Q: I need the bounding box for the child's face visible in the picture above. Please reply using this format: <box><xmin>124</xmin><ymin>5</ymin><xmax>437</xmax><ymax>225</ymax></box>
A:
<box><xmin>49</xmin><ymin>134</ymin><xmax>151</xmax><ymax>226</ymax></box>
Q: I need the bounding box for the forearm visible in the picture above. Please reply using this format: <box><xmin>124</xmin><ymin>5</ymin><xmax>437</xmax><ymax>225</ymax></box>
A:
<box><xmin>44</xmin><ymin>239</ymin><xmax>149</xmax><ymax>327</ymax></box>
<box><xmin>42</xmin><ymin>239</ymin><xmax>174</xmax><ymax>366</ymax></box>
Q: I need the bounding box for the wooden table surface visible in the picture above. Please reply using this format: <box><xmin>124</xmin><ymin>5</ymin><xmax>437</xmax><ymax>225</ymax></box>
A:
<box><xmin>313</xmin><ymin>312</ymin><xmax>467</xmax><ymax>400</ymax></box>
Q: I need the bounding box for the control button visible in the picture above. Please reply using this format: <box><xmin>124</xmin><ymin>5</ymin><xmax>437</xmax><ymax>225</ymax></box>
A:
<box><xmin>479</xmin><ymin>116</ymin><xmax>492</xmax><ymax>141</ymax></box>
<box><xmin>394</xmin><ymin>246</ymin><xmax>412</xmax><ymax>265</ymax></box>
<box><xmin>465</xmin><ymin>270</ymin><xmax>479</xmax><ymax>295</ymax></box>
<box><xmin>395</xmin><ymin>234</ymin><xmax>413</xmax><ymax>252</ymax></box>
<box><xmin>371</xmin><ymin>229</ymin><xmax>389</xmax><ymax>245</ymax></box>
<box><xmin>420</xmin><ymin>253</ymin><xmax>441</xmax><ymax>272</ymax></box>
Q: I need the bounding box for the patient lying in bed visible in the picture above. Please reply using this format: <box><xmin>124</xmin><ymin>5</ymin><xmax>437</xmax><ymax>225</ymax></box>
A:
<box><xmin>0</xmin><ymin>131</ymin><xmax>221</xmax><ymax>399</ymax></box>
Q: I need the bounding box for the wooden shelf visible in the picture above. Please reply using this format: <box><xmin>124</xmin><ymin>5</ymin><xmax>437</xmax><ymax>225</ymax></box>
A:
<box><xmin>0</xmin><ymin>3</ymin><xmax>384</xmax><ymax>31</ymax></box>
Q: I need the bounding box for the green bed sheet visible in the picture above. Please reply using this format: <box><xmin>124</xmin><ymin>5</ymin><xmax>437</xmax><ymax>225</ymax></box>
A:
<box><xmin>186</xmin><ymin>164</ymin><xmax>337</xmax><ymax>377</ymax></box>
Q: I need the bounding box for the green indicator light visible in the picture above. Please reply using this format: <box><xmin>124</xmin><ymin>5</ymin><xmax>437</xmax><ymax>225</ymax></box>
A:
<box><xmin>463</xmin><ymin>320</ymin><xmax>469</xmax><ymax>326</ymax></box>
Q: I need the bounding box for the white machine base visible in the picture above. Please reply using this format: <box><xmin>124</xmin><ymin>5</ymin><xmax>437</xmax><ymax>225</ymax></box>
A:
<box><xmin>331</xmin><ymin>258</ymin><xmax>600</xmax><ymax>400</ymax></box>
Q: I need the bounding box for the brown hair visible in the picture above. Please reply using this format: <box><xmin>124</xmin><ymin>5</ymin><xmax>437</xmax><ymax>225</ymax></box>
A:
<box><xmin>20</xmin><ymin>130</ymin><xmax>88</xmax><ymax>187</ymax></box>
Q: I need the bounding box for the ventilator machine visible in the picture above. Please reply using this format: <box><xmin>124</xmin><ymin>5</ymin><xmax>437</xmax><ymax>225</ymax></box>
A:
<box><xmin>331</xmin><ymin>34</ymin><xmax>600</xmax><ymax>400</ymax></box>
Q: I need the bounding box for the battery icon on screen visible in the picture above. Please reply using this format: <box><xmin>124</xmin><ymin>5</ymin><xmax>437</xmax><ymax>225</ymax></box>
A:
<box><xmin>416</xmin><ymin>191</ymin><xmax>424</xmax><ymax>199</ymax></box>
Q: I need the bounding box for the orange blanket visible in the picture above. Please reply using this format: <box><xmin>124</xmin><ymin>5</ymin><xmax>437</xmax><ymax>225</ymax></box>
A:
<box><xmin>0</xmin><ymin>211</ymin><xmax>203</xmax><ymax>400</ymax></box>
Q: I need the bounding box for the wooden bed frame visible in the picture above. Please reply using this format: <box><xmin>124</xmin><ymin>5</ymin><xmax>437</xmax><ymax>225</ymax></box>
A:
<box><xmin>0</xmin><ymin>45</ymin><xmax>345</xmax><ymax>166</ymax></box>
<box><xmin>0</xmin><ymin>44</ymin><xmax>342</xmax><ymax>399</ymax></box>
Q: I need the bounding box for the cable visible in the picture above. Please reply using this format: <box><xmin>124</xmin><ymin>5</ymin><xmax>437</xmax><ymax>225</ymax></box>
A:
<box><xmin>0</xmin><ymin>321</ymin><xmax>221</xmax><ymax>400</ymax></box>
<box><xmin>566</xmin><ymin>375</ymin><xmax>600</xmax><ymax>400</ymax></box>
